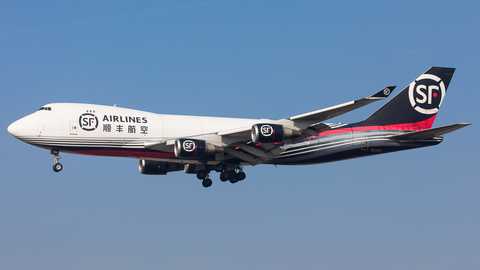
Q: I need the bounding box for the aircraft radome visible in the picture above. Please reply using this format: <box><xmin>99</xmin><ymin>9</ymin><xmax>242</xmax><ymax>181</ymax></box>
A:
<box><xmin>8</xmin><ymin>67</ymin><xmax>471</xmax><ymax>187</ymax></box>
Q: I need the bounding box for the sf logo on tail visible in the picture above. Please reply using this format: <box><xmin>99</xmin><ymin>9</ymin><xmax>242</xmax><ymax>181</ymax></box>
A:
<box><xmin>408</xmin><ymin>74</ymin><xmax>446</xmax><ymax>115</ymax></box>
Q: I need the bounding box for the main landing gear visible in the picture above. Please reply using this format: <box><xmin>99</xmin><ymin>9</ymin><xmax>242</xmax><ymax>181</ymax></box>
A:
<box><xmin>197</xmin><ymin>163</ymin><xmax>246</xmax><ymax>188</ymax></box>
<box><xmin>196</xmin><ymin>171</ymin><xmax>213</xmax><ymax>188</ymax></box>
<box><xmin>51</xmin><ymin>149</ymin><xmax>63</xmax><ymax>172</ymax></box>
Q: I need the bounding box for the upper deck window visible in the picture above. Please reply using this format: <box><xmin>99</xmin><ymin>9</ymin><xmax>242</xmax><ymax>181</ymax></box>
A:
<box><xmin>38</xmin><ymin>107</ymin><xmax>52</xmax><ymax>111</ymax></box>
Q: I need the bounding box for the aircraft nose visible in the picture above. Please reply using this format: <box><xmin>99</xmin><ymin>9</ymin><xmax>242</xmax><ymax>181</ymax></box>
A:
<box><xmin>7</xmin><ymin>121</ymin><xmax>18</xmax><ymax>137</ymax></box>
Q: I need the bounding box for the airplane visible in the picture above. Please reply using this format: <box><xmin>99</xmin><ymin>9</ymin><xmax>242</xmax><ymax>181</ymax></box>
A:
<box><xmin>7</xmin><ymin>67</ymin><xmax>471</xmax><ymax>187</ymax></box>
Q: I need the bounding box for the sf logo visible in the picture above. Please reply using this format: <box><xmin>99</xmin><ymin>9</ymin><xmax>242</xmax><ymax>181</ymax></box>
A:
<box><xmin>408</xmin><ymin>74</ymin><xmax>446</xmax><ymax>115</ymax></box>
<box><xmin>79</xmin><ymin>113</ymin><xmax>98</xmax><ymax>131</ymax></box>
<box><xmin>261</xmin><ymin>125</ymin><xmax>273</xmax><ymax>137</ymax></box>
<box><xmin>183</xmin><ymin>140</ymin><xmax>196</xmax><ymax>152</ymax></box>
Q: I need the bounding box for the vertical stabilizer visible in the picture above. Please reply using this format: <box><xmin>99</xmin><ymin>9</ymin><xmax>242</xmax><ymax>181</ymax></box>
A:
<box><xmin>362</xmin><ymin>67</ymin><xmax>455</xmax><ymax>129</ymax></box>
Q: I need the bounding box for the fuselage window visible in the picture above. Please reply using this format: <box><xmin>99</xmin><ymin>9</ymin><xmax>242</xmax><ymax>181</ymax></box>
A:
<box><xmin>37</xmin><ymin>107</ymin><xmax>52</xmax><ymax>111</ymax></box>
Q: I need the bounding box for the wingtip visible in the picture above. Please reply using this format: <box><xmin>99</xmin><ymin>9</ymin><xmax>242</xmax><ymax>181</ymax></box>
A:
<box><xmin>371</xmin><ymin>86</ymin><xmax>396</xmax><ymax>98</ymax></box>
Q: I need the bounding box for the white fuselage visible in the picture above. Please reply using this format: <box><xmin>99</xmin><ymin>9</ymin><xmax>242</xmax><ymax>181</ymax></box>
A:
<box><xmin>7</xmin><ymin>103</ymin><xmax>266</xmax><ymax>160</ymax></box>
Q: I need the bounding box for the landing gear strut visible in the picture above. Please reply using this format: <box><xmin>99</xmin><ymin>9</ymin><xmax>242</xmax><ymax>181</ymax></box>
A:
<box><xmin>51</xmin><ymin>149</ymin><xmax>63</xmax><ymax>172</ymax></box>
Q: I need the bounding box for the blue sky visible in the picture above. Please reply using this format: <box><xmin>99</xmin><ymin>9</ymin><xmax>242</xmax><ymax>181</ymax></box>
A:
<box><xmin>1</xmin><ymin>1</ymin><xmax>479</xmax><ymax>269</ymax></box>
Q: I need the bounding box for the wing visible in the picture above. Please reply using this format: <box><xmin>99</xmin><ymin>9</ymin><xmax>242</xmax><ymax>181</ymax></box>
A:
<box><xmin>277</xmin><ymin>86</ymin><xmax>395</xmax><ymax>129</ymax></box>
<box><xmin>217</xmin><ymin>86</ymin><xmax>396</xmax><ymax>136</ymax></box>
<box><xmin>144</xmin><ymin>86</ymin><xmax>395</xmax><ymax>165</ymax></box>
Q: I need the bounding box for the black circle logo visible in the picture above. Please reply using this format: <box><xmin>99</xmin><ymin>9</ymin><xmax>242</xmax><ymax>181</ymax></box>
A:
<box><xmin>408</xmin><ymin>74</ymin><xmax>445</xmax><ymax>115</ymax></box>
<box><xmin>79</xmin><ymin>113</ymin><xmax>99</xmax><ymax>131</ymax></box>
<box><xmin>183</xmin><ymin>140</ymin><xmax>196</xmax><ymax>152</ymax></box>
<box><xmin>260</xmin><ymin>125</ymin><xmax>273</xmax><ymax>137</ymax></box>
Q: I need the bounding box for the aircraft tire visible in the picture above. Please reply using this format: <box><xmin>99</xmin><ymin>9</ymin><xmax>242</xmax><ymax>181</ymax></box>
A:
<box><xmin>220</xmin><ymin>172</ymin><xmax>229</xmax><ymax>182</ymax></box>
<box><xmin>236</xmin><ymin>171</ymin><xmax>246</xmax><ymax>181</ymax></box>
<box><xmin>53</xmin><ymin>163</ymin><xmax>63</xmax><ymax>172</ymax></box>
<box><xmin>214</xmin><ymin>163</ymin><xmax>224</xmax><ymax>172</ymax></box>
<box><xmin>197</xmin><ymin>171</ymin><xmax>207</xmax><ymax>180</ymax></box>
<box><xmin>229</xmin><ymin>177</ymin><xmax>238</xmax><ymax>184</ymax></box>
<box><xmin>202</xmin><ymin>178</ymin><xmax>212</xmax><ymax>188</ymax></box>
<box><xmin>227</xmin><ymin>170</ymin><xmax>236</xmax><ymax>180</ymax></box>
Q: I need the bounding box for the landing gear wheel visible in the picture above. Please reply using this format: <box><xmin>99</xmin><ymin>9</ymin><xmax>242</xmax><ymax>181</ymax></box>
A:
<box><xmin>51</xmin><ymin>149</ymin><xmax>63</xmax><ymax>173</ymax></box>
<box><xmin>227</xmin><ymin>170</ymin><xmax>236</xmax><ymax>180</ymax></box>
<box><xmin>53</xmin><ymin>163</ymin><xmax>63</xmax><ymax>172</ymax></box>
<box><xmin>226</xmin><ymin>170</ymin><xmax>236</xmax><ymax>183</ymax></box>
<box><xmin>220</xmin><ymin>172</ymin><xmax>229</xmax><ymax>182</ymax></box>
<box><xmin>236</xmin><ymin>171</ymin><xmax>246</xmax><ymax>181</ymax></box>
<box><xmin>221</xmin><ymin>170</ymin><xmax>231</xmax><ymax>179</ymax></box>
<box><xmin>214</xmin><ymin>163</ymin><xmax>224</xmax><ymax>172</ymax></box>
<box><xmin>197</xmin><ymin>171</ymin><xmax>207</xmax><ymax>180</ymax></box>
<box><xmin>202</xmin><ymin>178</ymin><xmax>212</xmax><ymax>188</ymax></box>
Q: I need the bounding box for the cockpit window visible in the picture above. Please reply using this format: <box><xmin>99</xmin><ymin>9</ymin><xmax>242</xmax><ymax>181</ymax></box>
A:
<box><xmin>38</xmin><ymin>107</ymin><xmax>52</xmax><ymax>111</ymax></box>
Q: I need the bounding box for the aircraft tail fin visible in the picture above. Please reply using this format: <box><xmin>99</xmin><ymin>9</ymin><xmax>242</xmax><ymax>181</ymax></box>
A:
<box><xmin>362</xmin><ymin>67</ymin><xmax>456</xmax><ymax>129</ymax></box>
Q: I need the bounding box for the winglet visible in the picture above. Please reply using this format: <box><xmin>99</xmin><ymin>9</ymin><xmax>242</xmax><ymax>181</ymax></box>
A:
<box><xmin>370</xmin><ymin>86</ymin><xmax>396</xmax><ymax>99</ymax></box>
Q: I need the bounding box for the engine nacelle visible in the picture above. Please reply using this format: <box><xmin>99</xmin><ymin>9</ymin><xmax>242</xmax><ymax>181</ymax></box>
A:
<box><xmin>183</xmin><ymin>163</ymin><xmax>212</xmax><ymax>174</ymax></box>
<box><xmin>139</xmin><ymin>160</ymin><xmax>170</xmax><ymax>175</ymax></box>
<box><xmin>139</xmin><ymin>160</ymin><xmax>185</xmax><ymax>175</ymax></box>
<box><xmin>174</xmin><ymin>139</ymin><xmax>223</xmax><ymax>158</ymax></box>
<box><xmin>251</xmin><ymin>123</ymin><xmax>301</xmax><ymax>143</ymax></box>
<box><xmin>183</xmin><ymin>163</ymin><xmax>197</xmax><ymax>174</ymax></box>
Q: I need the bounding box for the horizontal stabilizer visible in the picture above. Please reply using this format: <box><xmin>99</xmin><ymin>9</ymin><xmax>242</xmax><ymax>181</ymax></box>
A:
<box><xmin>388</xmin><ymin>123</ymin><xmax>471</xmax><ymax>140</ymax></box>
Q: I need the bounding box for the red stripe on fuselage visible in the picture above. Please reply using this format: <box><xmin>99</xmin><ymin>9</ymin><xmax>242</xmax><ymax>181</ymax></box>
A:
<box><xmin>64</xmin><ymin>149</ymin><xmax>176</xmax><ymax>159</ymax></box>
<box><xmin>318</xmin><ymin>115</ymin><xmax>437</xmax><ymax>137</ymax></box>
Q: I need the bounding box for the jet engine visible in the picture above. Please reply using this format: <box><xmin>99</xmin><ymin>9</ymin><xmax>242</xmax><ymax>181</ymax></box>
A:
<box><xmin>251</xmin><ymin>123</ymin><xmax>301</xmax><ymax>143</ymax></box>
<box><xmin>183</xmin><ymin>163</ymin><xmax>212</xmax><ymax>175</ymax></box>
<box><xmin>138</xmin><ymin>160</ymin><xmax>183</xmax><ymax>175</ymax></box>
<box><xmin>183</xmin><ymin>163</ymin><xmax>198</xmax><ymax>174</ymax></box>
<box><xmin>174</xmin><ymin>139</ymin><xmax>223</xmax><ymax>158</ymax></box>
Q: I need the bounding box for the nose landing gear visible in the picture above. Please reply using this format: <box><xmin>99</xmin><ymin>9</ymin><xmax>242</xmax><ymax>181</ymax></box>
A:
<box><xmin>51</xmin><ymin>149</ymin><xmax>63</xmax><ymax>172</ymax></box>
